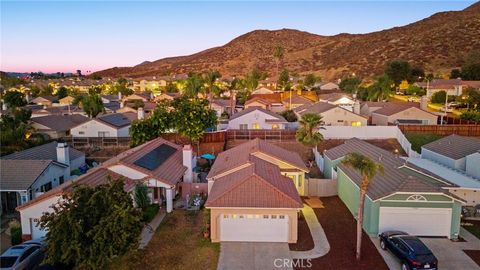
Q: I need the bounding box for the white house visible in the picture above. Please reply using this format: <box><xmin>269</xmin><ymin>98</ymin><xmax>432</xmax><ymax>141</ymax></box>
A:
<box><xmin>70</xmin><ymin>112</ymin><xmax>138</xmax><ymax>137</ymax></box>
<box><xmin>228</xmin><ymin>107</ymin><xmax>287</xmax><ymax>130</ymax></box>
<box><xmin>294</xmin><ymin>102</ymin><xmax>367</xmax><ymax>126</ymax></box>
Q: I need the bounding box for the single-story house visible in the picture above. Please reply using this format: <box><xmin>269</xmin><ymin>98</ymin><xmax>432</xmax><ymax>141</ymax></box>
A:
<box><xmin>154</xmin><ymin>93</ymin><xmax>180</xmax><ymax>102</ymax></box>
<box><xmin>246</xmin><ymin>94</ymin><xmax>285</xmax><ymax>113</ymax></box>
<box><xmin>315</xmin><ymin>82</ymin><xmax>340</xmax><ymax>91</ymax></box>
<box><xmin>210</xmin><ymin>99</ymin><xmax>234</xmax><ymax>118</ymax></box>
<box><xmin>31</xmin><ymin>114</ymin><xmax>90</xmax><ymax>139</ymax></box>
<box><xmin>1</xmin><ymin>142</ymin><xmax>85</xmax><ymax>214</ymax></box>
<box><xmin>228</xmin><ymin>107</ymin><xmax>287</xmax><ymax>130</ymax></box>
<box><xmin>322</xmin><ymin>138</ymin><xmax>464</xmax><ymax>239</ymax></box>
<box><xmin>206</xmin><ymin>139</ymin><xmax>308</xmax><ymax>243</ymax></box>
<box><xmin>251</xmin><ymin>87</ymin><xmax>275</xmax><ymax>95</ymax></box>
<box><xmin>318</xmin><ymin>93</ymin><xmax>355</xmax><ymax>111</ymax></box>
<box><xmin>101</xmin><ymin>94</ymin><xmax>120</xmax><ymax>104</ymax></box>
<box><xmin>70</xmin><ymin>112</ymin><xmax>138</xmax><ymax>137</ymax></box>
<box><xmin>30</xmin><ymin>105</ymin><xmax>86</xmax><ymax>118</ymax></box>
<box><xmin>58</xmin><ymin>95</ymin><xmax>76</xmax><ymax>105</ymax></box>
<box><xmin>362</xmin><ymin>102</ymin><xmax>437</xmax><ymax>125</ymax></box>
<box><xmin>122</xmin><ymin>92</ymin><xmax>153</xmax><ymax>102</ymax></box>
<box><xmin>16</xmin><ymin>138</ymin><xmax>194</xmax><ymax>240</ymax></box>
<box><xmin>282</xmin><ymin>94</ymin><xmax>314</xmax><ymax>109</ymax></box>
<box><xmin>294</xmin><ymin>102</ymin><xmax>367</xmax><ymax>126</ymax></box>
<box><xmin>416</xmin><ymin>79</ymin><xmax>464</xmax><ymax>98</ymax></box>
<box><xmin>30</xmin><ymin>96</ymin><xmax>57</xmax><ymax>107</ymax></box>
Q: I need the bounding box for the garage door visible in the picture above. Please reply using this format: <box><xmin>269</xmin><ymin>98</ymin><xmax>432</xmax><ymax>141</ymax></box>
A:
<box><xmin>31</xmin><ymin>218</ymin><xmax>47</xmax><ymax>239</ymax></box>
<box><xmin>379</xmin><ymin>207</ymin><xmax>451</xmax><ymax>237</ymax></box>
<box><xmin>220</xmin><ymin>213</ymin><xmax>289</xmax><ymax>242</ymax></box>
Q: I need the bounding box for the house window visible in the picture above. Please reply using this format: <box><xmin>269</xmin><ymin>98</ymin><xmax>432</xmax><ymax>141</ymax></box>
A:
<box><xmin>98</xmin><ymin>131</ymin><xmax>110</xmax><ymax>137</ymax></box>
<box><xmin>232</xmin><ymin>214</ymin><xmax>238</xmax><ymax>219</ymax></box>
<box><xmin>246</xmin><ymin>214</ymin><xmax>253</xmax><ymax>219</ymax></box>
<box><xmin>271</xmin><ymin>215</ymin><xmax>277</xmax><ymax>219</ymax></box>
<box><xmin>279</xmin><ymin>215</ymin><xmax>285</xmax><ymax>219</ymax></box>
<box><xmin>271</xmin><ymin>124</ymin><xmax>279</xmax><ymax>129</ymax></box>
<box><xmin>337</xmin><ymin>120</ymin><xmax>344</xmax><ymax>123</ymax></box>
<box><xmin>239</xmin><ymin>124</ymin><xmax>248</xmax><ymax>130</ymax></box>
<box><xmin>79</xmin><ymin>131</ymin><xmax>85</xmax><ymax>135</ymax></box>
<box><xmin>223</xmin><ymin>214</ymin><xmax>229</xmax><ymax>219</ymax></box>
<box><xmin>351</xmin><ymin>121</ymin><xmax>362</xmax><ymax>126</ymax></box>
<box><xmin>252</xmin><ymin>123</ymin><xmax>260</xmax><ymax>129</ymax></box>
<box><xmin>239</xmin><ymin>215</ymin><xmax>244</xmax><ymax>219</ymax></box>
<box><xmin>263</xmin><ymin>215</ymin><xmax>269</xmax><ymax>219</ymax></box>
<box><xmin>59</xmin><ymin>176</ymin><xmax>64</xmax><ymax>185</ymax></box>
<box><xmin>40</xmin><ymin>182</ymin><xmax>52</xmax><ymax>192</ymax></box>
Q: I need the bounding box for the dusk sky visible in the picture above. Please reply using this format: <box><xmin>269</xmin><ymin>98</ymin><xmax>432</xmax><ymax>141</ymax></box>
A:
<box><xmin>1</xmin><ymin>1</ymin><xmax>475</xmax><ymax>73</ymax></box>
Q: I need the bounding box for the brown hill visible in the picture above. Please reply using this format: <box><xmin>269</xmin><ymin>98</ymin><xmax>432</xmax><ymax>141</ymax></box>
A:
<box><xmin>94</xmin><ymin>2</ymin><xmax>480</xmax><ymax>80</ymax></box>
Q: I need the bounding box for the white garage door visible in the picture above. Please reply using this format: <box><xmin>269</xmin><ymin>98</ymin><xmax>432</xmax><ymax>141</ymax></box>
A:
<box><xmin>379</xmin><ymin>207</ymin><xmax>452</xmax><ymax>237</ymax></box>
<box><xmin>220</xmin><ymin>213</ymin><xmax>289</xmax><ymax>242</ymax></box>
<box><xmin>31</xmin><ymin>218</ymin><xmax>47</xmax><ymax>239</ymax></box>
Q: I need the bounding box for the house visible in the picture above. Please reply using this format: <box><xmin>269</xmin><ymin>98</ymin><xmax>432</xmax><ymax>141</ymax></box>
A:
<box><xmin>70</xmin><ymin>112</ymin><xmax>138</xmax><ymax>137</ymax></box>
<box><xmin>1</xmin><ymin>142</ymin><xmax>85</xmax><ymax>214</ymax></box>
<box><xmin>31</xmin><ymin>114</ymin><xmax>90</xmax><ymax>139</ymax></box>
<box><xmin>416</xmin><ymin>79</ymin><xmax>464</xmax><ymax>98</ymax></box>
<box><xmin>246</xmin><ymin>93</ymin><xmax>285</xmax><ymax>113</ymax></box>
<box><xmin>294</xmin><ymin>102</ymin><xmax>367</xmax><ymax>126</ymax></box>
<box><xmin>282</xmin><ymin>94</ymin><xmax>314</xmax><ymax>109</ymax></box>
<box><xmin>205</xmin><ymin>139</ymin><xmax>308</xmax><ymax>242</ymax></box>
<box><xmin>15</xmin><ymin>138</ymin><xmax>194</xmax><ymax>240</ymax></box>
<box><xmin>132</xmin><ymin>76</ymin><xmax>170</xmax><ymax>92</ymax></box>
<box><xmin>367</xmin><ymin>102</ymin><xmax>438</xmax><ymax>125</ymax></box>
<box><xmin>58</xmin><ymin>95</ymin><xmax>76</xmax><ymax>105</ymax></box>
<box><xmin>251</xmin><ymin>87</ymin><xmax>275</xmax><ymax>95</ymax></box>
<box><xmin>258</xmin><ymin>78</ymin><xmax>277</xmax><ymax>89</ymax></box>
<box><xmin>210</xmin><ymin>99</ymin><xmax>234</xmax><ymax>118</ymax></box>
<box><xmin>322</xmin><ymin>138</ymin><xmax>464</xmax><ymax>239</ymax></box>
<box><xmin>30</xmin><ymin>105</ymin><xmax>86</xmax><ymax>118</ymax></box>
<box><xmin>30</xmin><ymin>96</ymin><xmax>57</xmax><ymax>107</ymax></box>
<box><xmin>154</xmin><ymin>93</ymin><xmax>180</xmax><ymax>102</ymax></box>
<box><xmin>228</xmin><ymin>107</ymin><xmax>287</xmax><ymax>130</ymax></box>
<box><xmin>318</xmin><ymin>93</ymin><xmax>355</xmax><ymax>111</ymax></box>
<box><xmin>316</xmin><ymin>82</ymin><xmax>340</xmax><ymax>91</ymax></box>
<box><xmin>122</xmin><ymin>92</ymin><xmax>154</xmax><ymax>102</ymax></box>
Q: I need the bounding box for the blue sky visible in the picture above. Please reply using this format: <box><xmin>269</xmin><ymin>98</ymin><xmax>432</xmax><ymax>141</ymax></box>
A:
<box><xmin>0</xmin><ymin>1</ymin><xmax>475</xmax><ymax>73</ymax></box>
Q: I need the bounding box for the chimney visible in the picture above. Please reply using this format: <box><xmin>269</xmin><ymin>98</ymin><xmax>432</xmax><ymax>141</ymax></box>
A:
<box><xmin>118</xmin><ymin>91</ymin><xmax>122</xmax><ymax>101</ymax></box>
<box><xmin>56</xmin><ymin>142</ymin><xmax>70</xmax><ymax>167</ymax></box>
<box><xmin>182</xmin><ymin>145</ymin><xmax>194</xmax><ymax>183</ymax></box>
<box><xmin>137</xmin><ymin>107</ymin><xmax>145</xmax><ymax>120</ymax></box>
<box><xmin>353</xmin><ymin>100</ymin><xmax>361</xmax><ymax>115</ymax></box>
<box><xmin>420</xmin><ymin>95</ymin><xmax>428</xmax><ymax>111</ymax></box>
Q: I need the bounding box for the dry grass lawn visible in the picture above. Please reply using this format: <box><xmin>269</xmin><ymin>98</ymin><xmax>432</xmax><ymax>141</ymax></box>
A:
<box><xmin>109</xmin><ymin>209</ymin><xmax>220</xmax><ymax>270</ymax></box>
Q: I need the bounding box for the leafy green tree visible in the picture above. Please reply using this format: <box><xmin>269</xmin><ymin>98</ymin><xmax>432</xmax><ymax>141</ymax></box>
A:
<box><xmin>184</xmin><ymin>74</ymin><xmax>204</xmax><ymax>98</ymax></box>
<box><xmin>410</xmin><ymin>66</ymin><xmax>425</xmax><ymax>80</ymax></box>
<box><xmin>304</xmin><ymin>74</ymin><xmax>320</xmax><ymax>88</ymax></box>
<box><xmin>3</xmin><ymin>91</ymin><xmax>26</xmax><ymax>108</ymax></box>
<box><xmin>339</xmin><ymin>77</ymin><xmax>361</xmax><ymax>93</ymax></box>
<box><xmin>0</xmin><ymin>108</ymin><xmax>32</xmax><ymax>154</ymax></box>
<box><xmin>461</xmin><ymin>111</ymin><xmax>480</xmax><ymax>122</ymax></box>
<box><xmin>431</xmin><ymin>90</ymin><xmax>447</xmax><ymax>104</ymax></box>
<box><xmin>111</xmin><ymin>78</ymin><xmax>133</xmax><ymax>96</ymax></box>
<box><xmin>55</xmin><ymin>86</ymin><xmax>69</xmax><ymax>99</ymax></box>
<box><xmin>342</xmin><ymin>153</ymin><xmax>383</xmax><ymax>260</ymax></box>
<box><xmin>0</xmin><ymin>73</ymin><xmax>25</xmax><ymax>90</ymax></box>
<box><xmin>295</xmin><ymin>113</ymin><xmax>324</xmax><ymax>147</ymax></box>
<box><xmin>405</xmin><ymin>85</ymin><xmax>425</xmax><ymax>96</ymax></box>
<box><xmin>75</xmin><ymin>94</ymin><xmax>104</xmax><ymax>118</ymax></box>
<box><xmin>172</xmin><ymin>97</ymin><xmax>217</xmax><ymax>143</ymax></box>
<box><xmin>165</xmin><ymin>82</ymin><xmax>179</xmax><ymax>93</ymax></box>
<box><xmin>243</xmin><ymin>68</ymin><xmax>262</xmax><ymax>92</ymax></box>
<box><xmin>40</xmin><ymin>178</ymin><xmax>142</xmax><ymax>269</ymax></box>
<box><xmin>129</xmin><ymin>101</ymin><xmax>173</xmax><ymax>146</ymax></box>
<box><xmin>202</xmin><ymin>70</ymin><xmax>221</xmax><ymax>103</ymax></box>
<box><xmin>450</xmin><ymin>69</ymin><xmax>462</xmax><ymax>79</ymax></box>
<box><xmin>461</xmin><ymin>49</ymin><xmax>480</xmax><ymax>80</ymax></box>
<box><xmin>134</xmin><ymin>183</ymin><xmax>150</xmax><ymax>210</ymax></box>
<box><xmin>39</xmin><ymin>84</ymin><xmax>54</xmax><ymax>96</ymax></box>
<box><xmin>277</xmin><ymin>69</ymin><xmax>291</xmax><ymax>91</ymax></box>
<box><xmin>458</xmin><ymin>88</ymin><xmax>480</xmax><ymax>111</ymax></box>
<box><xmin>367</xmin><ymin>74</ymin><xmax>394</xmax><ymax>101</ymax></box>
<box><xmin>280</xmin><ymin>110</ymin><xmax>297</xmax><ymax>122</ymax></box>
<box><xmin>273</xmin><ymin>45</ymin><xmax>284</xmax><ymax>76</ymax></box>
<box><xmin>385</xmin><ymin>60</ymin><xmax>412</xmax><ymax>85</ymax></box>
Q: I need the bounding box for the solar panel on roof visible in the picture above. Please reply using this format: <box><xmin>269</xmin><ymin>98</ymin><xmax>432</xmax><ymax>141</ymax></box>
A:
<box><xmin>133</xmin><ymin>144</ymin><xmax>177</xmax><ymax>171</ymax></box>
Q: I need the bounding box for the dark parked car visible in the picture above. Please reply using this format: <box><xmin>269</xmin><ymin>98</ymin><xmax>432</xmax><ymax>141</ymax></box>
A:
<box><xmin>379</xmin><ymin>231</ymin><xmax>438</xmax><ymax>270</ymax></box>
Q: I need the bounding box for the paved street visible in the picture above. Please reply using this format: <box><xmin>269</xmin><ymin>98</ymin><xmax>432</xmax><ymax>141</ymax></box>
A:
<box><xmin>218</xmin><ymin>242</ymin><xmax>293</xmax><ymax>270</ymax></box>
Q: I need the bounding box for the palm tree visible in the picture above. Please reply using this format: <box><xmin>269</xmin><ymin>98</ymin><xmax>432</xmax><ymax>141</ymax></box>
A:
<box><xmin>341</xmin><ymin>153</ymin><xmax>384</xmax><ymax>260</ymax></box>
<box><xmin>184</xmin><ymin>74</ymin><xmax>204</xmax><ymax>99</ymax></box>
<box><xmin>368</xmin><ymin>74</ymin><xmax>394</xmax><ymax>101</ymax></box>
<box><xmin>226</xmin><ymin>77</ymin><xmax>242</xmax><ymax>116</ymax></box>
<box><xmin>273</xmin><ymin>45</ymin><xmax>284</xmax><ymax>78</ymax></box>
<box><xmin>202</xmin><ymin>70</ymin><xmax>221</xmax><ymax>104</ymax></box>
<box><xmin>295</xmin><ymin>113</ymin><xmax>324</xmax><ymax>148</ymax></box>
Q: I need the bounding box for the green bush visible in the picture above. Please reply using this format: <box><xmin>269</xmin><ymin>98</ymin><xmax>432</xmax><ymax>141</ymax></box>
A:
<box><xmin>406</xmin><ymin>133</ymin><xmax>444</xmax><ymax>153</ymax></box>
<box><xmin>461</xmin><ymin>111</ymin><xmax>480</xmax><ymax>122</ymax></box>
<box><xmin>11</xmin><ymin>227</ymin><xmax>22</xmax><ymax>245</ymax></box>
<box><xmin>280</xmin><ymin>110</ymin><xmax>298</xmax><ymax>122</ymax></box>
<box><xmin>142</xmin><ymin>204</ymin><xmax>160</xmax><ymax>223</ymax></box>
<box><xmin>431</xmin><ymin>91</ymin><xmax>446</xmax><ymax>103</ymax></box>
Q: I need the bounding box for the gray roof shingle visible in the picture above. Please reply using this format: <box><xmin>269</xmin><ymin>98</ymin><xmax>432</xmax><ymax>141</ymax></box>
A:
<box><xmin>229</xmin><ymin>107</ymin><xmax>286</xmax><ymax>122</ymax></box>
<box><xmin>0</xmin><ymin>160</ymin><xmax>63</xmax><ymax>190</ymax></box>
<box><xmin>1</xmin><ymin>141</ymin><xmax>85</xmax><ymax>162</ymax></box>
<box><xmin>422</xmin><ymin>134</ymin><xmax>480</xmax><ymax>160</ymax></box>
<box><xmin>31</xmin><ymin>114</ymin><xmax>89</xmax><ymax>132</ymax></box>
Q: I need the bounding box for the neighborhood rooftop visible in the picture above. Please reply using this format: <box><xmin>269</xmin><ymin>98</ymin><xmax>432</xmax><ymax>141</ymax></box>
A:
<box><xmin>422</xmin><ymin>134</ymin><xmax>480</xmax><ymax>160</ymax></box>
<box><xmin>0</xmin><ymin>160</ymin><xmax>65</xmax><ymax>191</ymax></box>
<box><xmin>228</xmin><ymin>107</ymin><xmax>287</xmax><ymax>122</ymax></box>
<box><xmin>96</xmin><ymin>112</ymin><xmax>137</xmax><ymax>128</ymax></box>
<box><xmin>1</xmin><ymin>141</ymin><xmax>84</xmax><ymax>162</ymax></box>
<box><xmin>31</xmin><ymin>114</ymin><xmax>89</xmax><ymax>132</ymax></box>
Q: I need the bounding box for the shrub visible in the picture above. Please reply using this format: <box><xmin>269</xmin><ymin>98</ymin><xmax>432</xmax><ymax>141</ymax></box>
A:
<box><xmin>134</xmin><ymin>184</ymin><xmax>150</xmax><ymax>210</ymax></box>
<box><xmin>9</xmin><ymin>220</ymin><xmax>21</xmax><ymax>245</ymax></box>
<box><xmin>280</xmin><ymin>110</ymin><xmax>298</xmax><ymax>122</ymax></box>
<box><xmin>461</xmin><ymin>111</ymin><xmax>480</xmax><ymax>123</ymax></box>
<box><xmin>142</xmin><ymin>204</ymin><xmax>160</xmax><ymax>223</ymax></box>
<box><xmin>431</xmin><ymin>91</ymin><xmax>447</xmax><ymax>103</ymax></box>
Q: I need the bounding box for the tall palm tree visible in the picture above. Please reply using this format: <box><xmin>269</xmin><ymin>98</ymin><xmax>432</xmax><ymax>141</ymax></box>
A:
<box><xmin>226</xmin><ymin>77</ymin><xmax>242</xmax><ymax>116</ymax></box>
<box><xmin>184</xmin><ymin>75</ymin><xmax>204</xmax><ymax>99</ymax></box>
<box><xmin>273</xmin><ymin>45</ymin><xmax>284</xmax><ymax>78</ymax></box>
<box><xmin>368</xmin><ymin>74</ymin><xmax>394</xmax><ymax>101</ymax></box>
<box><xmin>295</xmin><ymin>113</ymin><xmax>324</xmax><ymax>148</ymax></box>
<box><xmin>341</xmin><ymin>153</ymin><xmax>384</xmax><ymax>260</ymax></box>
<box><xmin>202</xmin><ymin>70</ymin><xmax>221</xmax><ymax>104</ymax></box>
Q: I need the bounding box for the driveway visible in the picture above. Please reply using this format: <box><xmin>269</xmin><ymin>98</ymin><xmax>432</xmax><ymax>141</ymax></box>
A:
<box><xmin>218</xmin><ymin>242</ymin><xmax>293</xmax><ymax>270</ymax></box>
<box><xmin>372</xmin><ymin>229</ymin><xmax>480</xmax><ymax>270</ymax></box>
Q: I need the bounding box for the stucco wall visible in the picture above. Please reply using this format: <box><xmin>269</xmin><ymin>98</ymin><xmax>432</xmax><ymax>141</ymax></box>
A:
<box><xmin>421</xmin><ymin>148</ymin><xmax>463</xmax><ymax>170</ymax></box>
<box><xmin>71</xmin><ymin>120</ymin><xmax>121</xmax><ymax>137</ymax></box>
<box><xmin>320</xmin><ymin>108</ymin><xmax>367</xmax><ymax>126</ymax></box>
<box><xmin>388</xmin><ymin>107</ymin><xmax>438</xmax><ymax>125</ymax></box>
<box><xmin>466</xmin><ymin>153</ymin><xmax>480</xmax><ymax>179</ymax></box>
<box><xmin>209</xmin><ymin>208</ymin><xmax>299</xmax><ymax>243</ymax></box>
<box><xmin>228</xmin><ymin>110</ymin><xmax>285</xmax><ymax>129</ymax></box>
<box><xmin>449</xmin><ymin>188</ymin><xmax>480</xmax><ymax>206</ymax></box>
<box><xmin>19</xmin><ymin>195</ymin><xmax>61</xmax><ymax>236</ymax></box>
<box><xmin>30</xmin><ymin>164</ymin><xmax>69</xmax><ymax>197</ymax></box>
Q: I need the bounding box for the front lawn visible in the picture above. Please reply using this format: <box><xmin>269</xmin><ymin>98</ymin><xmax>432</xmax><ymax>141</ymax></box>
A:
<box><xmin>405</xmin><ymin>133</ymin><xmax>444</xmax><ymax>152</ymax></box>
<box><xmin>463</xmin><ymin>219</ymin><xmax>480</xmax><ymax>240</ymax></box>
<box><xmin>109</xmin><ymin>209</ymin><xmax>220</xmax><ymax>270</ymax></box>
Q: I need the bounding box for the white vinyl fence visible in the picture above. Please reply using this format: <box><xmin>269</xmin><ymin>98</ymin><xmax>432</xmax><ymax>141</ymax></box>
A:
<box><xmin>305</xmin><ymin>178</ymin><xmax>337</xmax><ymax>197</ymax></box>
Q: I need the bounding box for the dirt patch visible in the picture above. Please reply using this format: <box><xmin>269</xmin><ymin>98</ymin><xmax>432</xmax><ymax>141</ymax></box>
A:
<box><xmin>464</xmin><ymin>250</ymin><xmax>480</xmax><ymax>267</ymax></box>
<box><xmin>303</xmin><ymin>196</ymin><xmax>388</xmax><ymax>270</ymax></box>
<box><xmin>289</xmin><ymin>213</ymin><xmax>314</xmax><ymax>251</ymax></box>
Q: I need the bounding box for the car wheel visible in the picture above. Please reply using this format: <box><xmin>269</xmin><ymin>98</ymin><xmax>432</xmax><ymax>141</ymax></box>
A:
<box><xmin>380</xmin><ymin>240</ymin><xmax>386</xmax><ymax>250</ymax></box>
<box><xmin>401</xmin><ymin>262</ymin><xmax>410</xmax><ymax>270</ymax></box>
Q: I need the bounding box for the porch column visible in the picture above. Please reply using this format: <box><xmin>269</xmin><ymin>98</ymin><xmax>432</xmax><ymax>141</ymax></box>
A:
<box><xmin>166</xmin><ymin>188</ymin><xmax>174</xmax><ymax>213</ymax></box>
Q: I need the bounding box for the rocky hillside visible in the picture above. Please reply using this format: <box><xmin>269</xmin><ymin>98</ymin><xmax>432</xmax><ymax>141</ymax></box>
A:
<box><xmin>94</xmin><ymin>2</ymin><xmax>480</xmax><ymax>80</ymax></box>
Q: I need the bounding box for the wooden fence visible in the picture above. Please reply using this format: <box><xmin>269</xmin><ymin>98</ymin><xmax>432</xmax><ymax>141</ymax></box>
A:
<box><xmin>226</xmin><ymin>129</ymin><xmax>297</xmax><ymax>141</ymax></box>
<box><xmin>442</xmin><ymin>116</ymin><xmax>479</xmax><ymax>125</ymax></box>
<box><xmin>304</xmin><ymin>178</ymin><xmax>337</xmax><ymax>197</ymax></box>
<box><xmin>399</xmin><ymin>125</ymin><xmax>480</xmax><ymax>137</ymax></box>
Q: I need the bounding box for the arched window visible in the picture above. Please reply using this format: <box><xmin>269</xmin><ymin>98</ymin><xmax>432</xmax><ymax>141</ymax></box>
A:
<box><xmin>406</xmin><ymin>194</ymin><xmax>427</xmax><ymax>201</ymax></box>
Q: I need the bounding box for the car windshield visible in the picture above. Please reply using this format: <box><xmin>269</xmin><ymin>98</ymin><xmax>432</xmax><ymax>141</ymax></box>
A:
<box><xmin>0</xmin><ymin>256</ymin><xmax>18</xmax><ymax>268</ymax></box>
<box><xmin>403</xmin><ymin>238</ymin><xmax>431</xmax><ymax>255</ymax></box>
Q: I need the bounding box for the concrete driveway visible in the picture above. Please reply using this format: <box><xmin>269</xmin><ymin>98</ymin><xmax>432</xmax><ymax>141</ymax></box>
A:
<box><xmin>372</xmin><ymin>229</ymin><xmax>480</xmax><ymax>270</ymax></box>
<box><xmin>218</xmin><ymin>242</ymin><xmax>293</xmax><ymax>270</ymax></box>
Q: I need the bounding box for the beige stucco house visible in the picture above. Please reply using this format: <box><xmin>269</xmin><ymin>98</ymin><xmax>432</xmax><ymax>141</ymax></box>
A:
<box><xmin>364</xmin><ymin>102</ymin><xmax>438</xmax><ymax>125</ymax></box>
<box><xmin>294</xmin><ymin>102</ymin><xmax>367</xmax><ymax>126</ymax></box>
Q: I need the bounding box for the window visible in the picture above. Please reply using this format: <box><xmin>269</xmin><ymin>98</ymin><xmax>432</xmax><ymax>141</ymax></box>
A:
<box><xmin>98</xmin><ymin>131</ymin><xmax>110</xmax><ymax>137</ymax></box>
<box><xmin>271</xmin><ymin>215</ymin><xmax>277</xmax><ymax>219</ymax></box>
<box><xmin>232</xmin><ymin>214</ymin><xmax>238</xmax><ymax>219</ymax></box>
<box><xmin>263</xmin><ymin>215</ymin><xmax>269</xmax><ymax>219</ymax></box>
<box><xmin>19</xmin><ymin>246</ymin><xmax>39</xmax><ymax>262</ymax></box>
<box><xmin>279</xmin><ymin>215</ymin><xmax>285</xmax><ymax>219</ymax></box>
<box><xmin>239</xmin><ymin>124</ymin><xmax>248</xmax><ymax>130</ymax></box>
<box><xmin>59</xmin><ymin>176</ymin><xmax>64</xmax><ymax>185</ymax></box>
<box><xmin>252</xmin><ymin>123</ymin><xmax>260</xmax><ymax>129</ymax></box>
<box><xmin>271</xmin><ymin>124</ymin><xmax>279</xmax><ymax>129</ymax></box>
<box><xmin>223</xmin><ymin>214</ymin><xmax>229</xmax><ymax>219</ymax></box>
<box><xmin>246</xmin><ymin>214</ymin><xmax>253</xmax><ymax>219</ymax></box>
<box><xmin>40</xmin><ymin>182</ymin><xmax>52</xmax><ymax>192</ymax></box>
<box><xmin>337</xmin><ymin>120</ymin><xmax>344</xmax><ymax>123</ymax></box>
<box><xmin>351</xmin><ymin>121</ymin><xmax>362</xmax><ymax>126</ymax></box>
<box><xmin>239</xmin><ymin>215</ymin><xmax>244</xmax><ymax>219</ymax></box>
<box><xmin>79</xmin><ymin>131</ymin><xmax>85</xmax><ymax>135</ymax></box>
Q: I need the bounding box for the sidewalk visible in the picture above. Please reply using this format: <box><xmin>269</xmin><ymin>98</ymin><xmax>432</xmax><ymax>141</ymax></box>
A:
<box><xmin>138</xmin><ymin>210</ymin><xmax>166</xmax><ymax>249</ymax></box>
<box><xmin>290</xmin><ymin>204</ymin><xmax>330</xmax><ymax>259</ymax></box>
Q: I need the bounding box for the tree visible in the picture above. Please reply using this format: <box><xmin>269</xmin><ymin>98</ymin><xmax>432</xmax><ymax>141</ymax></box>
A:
<box><xmin>184</xmin><ymin>74</ymin><xmax>204</xmax><ymax>98</ymax></box>
<box><xmin>339</xmin><ymin>77</ymin><xmax>361</xmax><ymax>94</ymax></box>
<box><xmin>165</xmin><ymin>82</ymin><xmax>179</xmax><ymax>93</ymax></box>
<box><xmin>0</xmin><ymin>108</ymin><xmax>32</xmax><ymax>151</ymax></box>
<box><xmin>55</xmin><ymin>86</ymin><xmax>69</xmax><ymax>99</ymax></box>
<box><xmin>405</xmin><ymin>85</ymin><xmax>425</xmax><ymax>96</ymax></box>
<box><xmin>385</xmin><ymin>60</ymin><xmax>412</xmax><ymax>86</ymax></box>
<box><xmin>461</xmin><ymin>50</ymin><xmax>480</xmax><ymax>80</ymax></box>
<box><xmin>341</xmin><ymin>153</ymin><xmax>384</xmax><ymax>260</ymax></box>
<box><xmin>129</xmin><ymin>101</ymin><xmax>173</xmax><ymax>146</ymax></box>
<box><xmin>431</xmin><ymin>90</ymin><xmax>447</xmax><ymax>104</ymax></box>
<box><xmin>410</xmin><ymin>66</ymin><xmax>425</xmax><ymax>80</ymax></box>
<box><xmin>40</xmin><ymin>178</ymin><xmax>142</xmax><ymax>269</ymax></box>
<box><xmin>458</xmin><ymin>88</ymin><xmax>480</xmax><ymax>111</ymax></box>
<box><xmin>3</xmin><ymin>91</ymin><xmax>26</xmax><ymax>108</ymax></box>
<box><xmin>277</xmin><ymin>69</ymin><xmax>291</xmax><ymax>91</ymax></box>
<box><xmin>202</xmin><ymin>70</ymin><xmax>221</xmax><ymax>103</ymax></box>
<box><xmin>111</xmin><ymin>78</ymin><xmax>133</xmax><ymax>96</ymax></box>
<box><xmin>172</xmin><ymin>97</ymin><xmax>217</xmax><ymax>143</ymax></box>
<box><xmin>367</xmin><ymin>74</ymin><xmax>394</xmax><ymax>101</ymax></box>
<box><xmin>304</xmin><ymin>74</ymin><xmax>320</xmax><ymax>89</ymax></box>
<box><xmin>243</xmin><ymin>68</ymin><xmax>262</xmax><ymax>92</ymax></box>
<box><xmin>295</xmin><ymin>113</ymin><xmax>324</xmax><ymax>148</ymax></box>
<box><xmin>39</xmin><ymin>84</ymin><xmax>54</xmax><ymax>96</ymax></box>
<box><xmin>75</xmin><ymin>94</ymin><xmax>104</xmax><ymax>118</ymax></box>
<box><xmin>280</xmin><ymin>110</ymin><xmax>297</xmax><ymax>122</ymax></box>
<box><xmin>134</xmin><ymin>183</ymin><xmax>150</xmax><ymax>210</ymax></box>
<box><xmin>450</xmin><ymin>69</ymin><xmax>462</xmax><ymax>79</ymax></box>
<box><xmin>273</xmin><ymin>45</ymin><xmax>284</xmax><ymax>77</ymax></box>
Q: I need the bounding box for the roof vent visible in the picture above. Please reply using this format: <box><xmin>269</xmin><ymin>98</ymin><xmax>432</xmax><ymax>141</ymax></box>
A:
<box><xmin>378</xmin><ymin>154</ymin><xmax>382</xmax><ymax>161</ymax></box>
